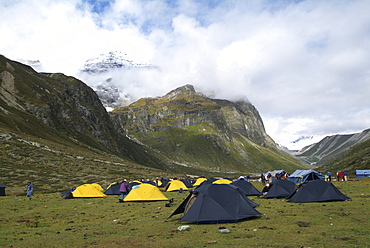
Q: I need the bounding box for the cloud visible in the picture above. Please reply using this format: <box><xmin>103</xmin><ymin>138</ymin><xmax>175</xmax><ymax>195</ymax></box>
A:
<box><xmin>1</xmin><ymin>0</ymin><xmax>369</xmax><ymax>150</ymax></box>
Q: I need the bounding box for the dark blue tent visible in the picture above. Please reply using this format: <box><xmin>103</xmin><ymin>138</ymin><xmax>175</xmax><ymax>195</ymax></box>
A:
<box><xmin>159</xmin><ymin>177</ymin><xmax>170</xmax><ymax>188</ymax></box>
<box><xmin>61</xmin><ymin>190</ymin><xmax>73</xmax><ymax>199</ymax></box>
<box><xmin>180</xmin><ymin>179</ymin><xmax>193</xmax><ymax>188</ymax></box>
<box><xmin>231</xmin><ymin>180</ymin><xmax>261</xmax><ymax>196</ymax></box>
<box><xmin>142</xmin><ymin>181</ymin><xmax>157</xmax><ymax>186</ymax></box>
<box><xmin>0</xmin><ymin>183</ymin><xmax>6</xmax><ymax>196</ymax></box>
<box><xmin>168</xmin><ymin>184</ymin><xmax>260</xmax><ymax>224</ymax></box>
<box><xmin>288</xmin><ymin>180</ymin><xmax>350</xmax><ymax>203</ymax></box>
<box><xmin>104</xmin><ymin>182</ymin><xmax>121</xmax><ymax>195</ymax></box>
<box><xmin>197</xmin><ymin>178</ymin><xmax>218</xmax><ymax>186</ymax></box>
<box><xmin>263</xmin><ymin>179</ymin><xmax>297</xmax><ymax>198</ymax></box>
<box><xmin>288</xmin><ymin>169</ymin><xmax>325</xmax><ymax>184</ymax></box>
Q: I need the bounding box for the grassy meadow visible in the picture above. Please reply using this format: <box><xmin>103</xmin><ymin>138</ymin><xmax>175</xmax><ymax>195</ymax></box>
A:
<box><xmin>0</xmin><ymin>179</ymin><xmax>369</xmax><ymax>248</ymax></box>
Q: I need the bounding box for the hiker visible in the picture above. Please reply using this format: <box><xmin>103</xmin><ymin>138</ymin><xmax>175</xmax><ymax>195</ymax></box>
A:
<box><xmin>261</xmin><ymin>183</ymin><xmax>270</xmax><ymax>195</ymax></box>
<box><xmin>343</xmin><ymin>172</ymin><xmax>348</xmax><ymax>181</ymax></box>
<box><xmin>260</xmin><ymin>173</ymin><xmax>266</xmax><ymax>185</ymax></box>
<box><xmin>338</xmin><ymin>171</ymin><xmax>344</xmax><ymax>181</ymax></box>
<box><xmin>26</xmin><ymin>182</ymin><xmax>33</xmax><ymax>200</ymax></box>
<box><xmin>119</xmin><ymin>179</ymin><xmax>129</xmax><ymax>202</ymax></box>
<box><xmin>327</xmin><ymin>171</ymin><xmax>332</xmax><ymax>182</ymax></box>
<box><xmin>267</xmin><ymin>173</ymin><xmax>272</xmax><ymax>183</ymax></box>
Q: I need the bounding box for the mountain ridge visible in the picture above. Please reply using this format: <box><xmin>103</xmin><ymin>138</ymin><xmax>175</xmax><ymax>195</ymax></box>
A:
<box><xmin>296</xmin><ymin>128</ymin><xmax>370</xmax><ymax>167</ymax></box>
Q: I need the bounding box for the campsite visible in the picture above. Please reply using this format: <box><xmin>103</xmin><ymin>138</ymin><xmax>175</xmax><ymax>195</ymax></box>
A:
<box><xmin>0</xmin><ymin>178</ymin><xmax>369</xmax><ymax>248</ymax></box>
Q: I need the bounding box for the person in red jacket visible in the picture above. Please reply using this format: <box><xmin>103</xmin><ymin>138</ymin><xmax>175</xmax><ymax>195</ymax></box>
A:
<box><xmin>338</xmin><ymin>171</ymin><xmax>344</xmax><ymax>181</ymax></box>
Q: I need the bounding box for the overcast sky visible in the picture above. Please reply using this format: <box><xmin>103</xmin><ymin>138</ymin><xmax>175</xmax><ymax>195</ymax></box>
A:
<box><xmin>1</xmin><ymin>0</ymin><xmax>369</xmax><ymax>150</ymax></box>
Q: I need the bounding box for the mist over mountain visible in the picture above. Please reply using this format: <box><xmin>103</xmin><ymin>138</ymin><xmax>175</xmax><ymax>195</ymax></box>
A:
<box><xmin>76</xmin><ymin>51</ymin><xmax>159</xmax><ymax>110</ymax></box>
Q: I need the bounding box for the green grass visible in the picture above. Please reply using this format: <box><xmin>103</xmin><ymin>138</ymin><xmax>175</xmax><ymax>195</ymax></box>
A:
<box><xmin>1</xmin><ymin>179</ymin><xmax>369</xmax><ymax>248</ymax></box>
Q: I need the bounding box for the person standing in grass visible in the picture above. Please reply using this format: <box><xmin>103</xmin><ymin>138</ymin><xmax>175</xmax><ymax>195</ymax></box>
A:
<box><xmin>119</xmin><ymin>179</ymin><xmax>128</xmax><ymax>202</ymax></box>
<box><xmin>327</xmin><ymin>171</ymin><xmax>332</xmax><ymax>182</ymax></box>
<box><xmin>260</xmin><ymin>173</ymin><xmax>266</xmax><ymax>185</ymax></box>
<box><xmin>26</xmin><ymin>182</ymin><xmax>33</xmax><ymax>200</ymax></box>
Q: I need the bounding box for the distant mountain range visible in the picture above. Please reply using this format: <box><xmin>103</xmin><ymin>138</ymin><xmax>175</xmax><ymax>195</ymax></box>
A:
<box><xmin>317</xmin><ymin>132</ymin><xmax>370</xmax><ymax>174</ymax></box>
<box><xmin>295</xmin><ymin>129</ymin><xmax>370</xmax><ymax>168</ymax></box>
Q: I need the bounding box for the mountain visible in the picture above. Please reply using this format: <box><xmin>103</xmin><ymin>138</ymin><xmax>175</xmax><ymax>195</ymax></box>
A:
<box><xmin>110</xmin><ymin>84</ymin><xmax>305</xmax><ymax>173</ymax></box>
<box><xmin>0</xmin><ymin>55</ymin><xmax>305</xmax><ymax>192</ymax></box>
<box><xmin>316</xmin><ymin>134</ymin><xmax>370</xmax><ymax>174</ymax></box>
<box><xmin>295</xmin><ymin>129</ymin><xmax>370</xmax><ymax>167</ymax></box>
<box><xmin>0</xmin><ymin>54</ymin><xmax>175</xmax><ymax>191</ymax></box>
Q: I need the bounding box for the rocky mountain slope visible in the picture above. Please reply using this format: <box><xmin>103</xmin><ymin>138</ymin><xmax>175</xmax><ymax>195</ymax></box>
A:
<box><xmin>0</xmin><ymin>55</ymin><xmax>176</xmax><ymax>190</ymax></box>
<box><xmin>111</xmin><ymin>84</ymin><xmax>305</xmax><ymax>173</ymax></box>
<box><xmin>296</xmin><ymin>129</ymin><xmax>370</xmax><ymax>166</ymax></box>
<box><xmin>317</xmin><ymin>134</ymin><xmax>370</xmax><ymax>174</ymax></box>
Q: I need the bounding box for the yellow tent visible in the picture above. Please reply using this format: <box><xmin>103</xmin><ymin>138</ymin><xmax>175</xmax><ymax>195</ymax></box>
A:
<box><xmin>163</xmin><ymin>180</ymin><xmax>188</xmax><ymax>192</ymax></box>
<box><xmin>124</xmin><ymin>184</ymin><xmax>168</xmax><ymax>202</ymax></box>
<box><xmin>131</xmin><ymin>180</ymin><xmax>142</xmax><ymax>184</ymax></box>
<box><xmin>193</xmin><ymin>177</ymin><xmax>207</xmax><ymax>186</ymax></box>
<box><xmin>72</xmin><ymin>184</ymin><xmax>107</xmax><ymax>198</ymax></box>
<box><xmin>91</xmin><ymin>183</ymin><xmax>104</xmax><ymax>192</ymax></box>
<box><xmin>153</xmin><ymin>180</ymin><xmax>162</xmax><ymax>187</ymax></box>
<box><xmin>212</xmin><ymin>179</ymin><xmax>232</xmax><ymax>184</ymax></box>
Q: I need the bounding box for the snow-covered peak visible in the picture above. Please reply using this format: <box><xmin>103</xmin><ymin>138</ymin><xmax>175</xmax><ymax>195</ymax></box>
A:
<box><xmin>81</xmin><ymin>51</ymin><xmax>155</xmax><ymax>74</ymax></box>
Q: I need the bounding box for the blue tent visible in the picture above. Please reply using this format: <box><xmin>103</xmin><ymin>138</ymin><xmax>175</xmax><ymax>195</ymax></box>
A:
<box><xmin>263</xmin><ymin>179</ymin><xmax>297</xmax><ymax>199</ymax></box>
<box><xmin>0</xmin><ymin>183</ymin><xmax>5</xmax><ymax>196</ymax></box>
<box><xmin>288</xmin><ymin>169</ymin><xmax>325</xmax><ymax>184</ymax></box>
<box><xmin>356</xmin><ymin>170</ymin><xmax>370</xmax><ymax>178</ymax></box>
<box><xmin>288</xmin><ymin>180</ymin><xmax>350</xmax><ymax>203</ymax></box>
<box><xmin>231</xmin><ymin>180</ymin><xmax>261</xmax><ymax>196</ymax></box>
<box><xmin>168</xmin><ymin>184</ymin><xmax>260</xmax><ymax>223</ymax></box>
<box><xmin>104</xmin><ymin>182</ymin><xmax>121</xmax><ymax>195</ymax></box>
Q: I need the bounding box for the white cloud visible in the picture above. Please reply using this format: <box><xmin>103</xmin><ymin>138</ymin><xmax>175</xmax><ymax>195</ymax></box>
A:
<box><xmin>1</xmin><ymin>0</ymin><xmax>369</xmax><ymax>150</ymax></box>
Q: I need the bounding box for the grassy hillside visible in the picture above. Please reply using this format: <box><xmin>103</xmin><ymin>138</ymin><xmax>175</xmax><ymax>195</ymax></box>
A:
<box><xmin>138</xmin><ymin>123</ymin><xmax>305</xmax><ymax>174</ymax></box>
<box><xmin>0</xmin><ymin>128</ymin><xmax>170</xmax><ymax>193</ymax></box>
